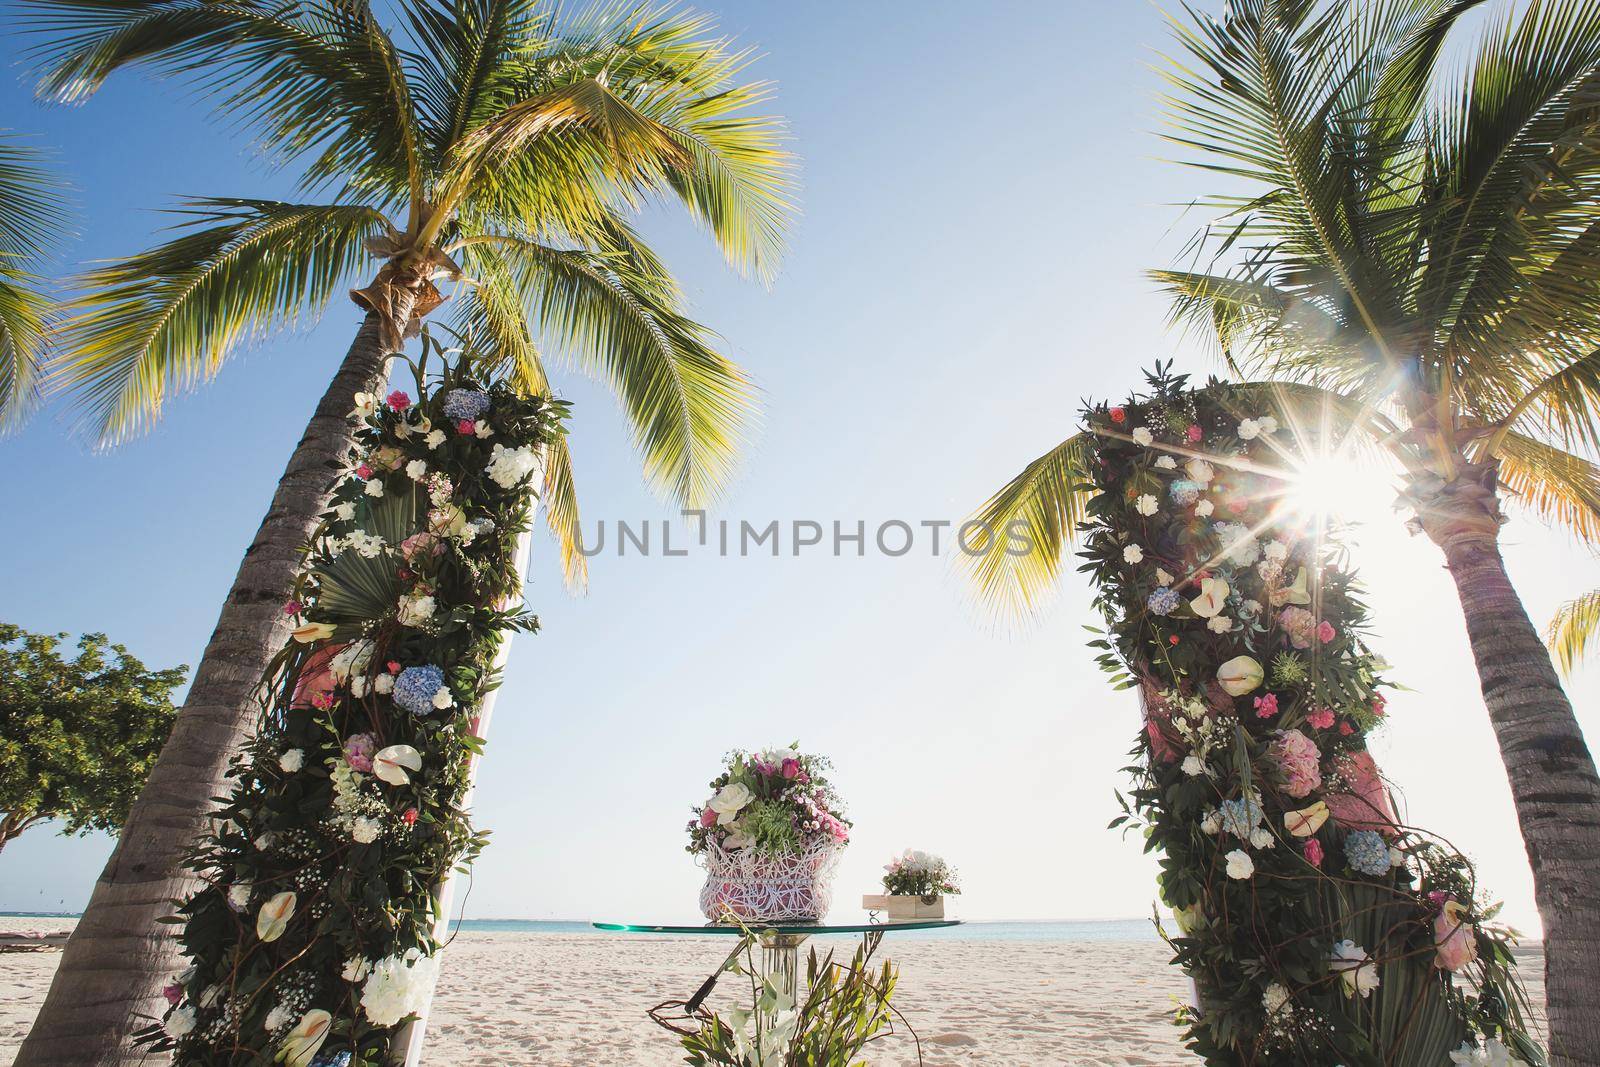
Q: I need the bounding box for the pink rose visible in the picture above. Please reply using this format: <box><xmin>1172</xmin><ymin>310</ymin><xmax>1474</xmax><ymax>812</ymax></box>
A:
<box><xmin>1317</xmin><ymin>620</ymin><xmax>1336</xmax><ymax>644</ymax></box>
<box><xmin>357</xmin><ymin>463</ymin><xmax>374</xmax><ymax>480</ymax></box>
<box><xmin>1433</xmin><ymin>899</ymin><xmax>1478</xmax><ymax>972</ymax></box>
<box><xmin>1186</xmin><ymin>424</ymin><xmax>1203</xmax><ymax>443</ymax></box>
<box><xmin>1269</xmin><ymin>728</ymin><xmax>1322</xmax><ymax>798</ymax></box>
<box><xmin>781</xmin><ymin>758</ymin><xmax>801</xmax><ymax>779</ymax></box>
<box><xmin>162</xmin><ymin>981</ymin><xmax>182</xmax><ymax>1007</ymax></box>
<box><xmin>1109</xmin><ymin>406</ymin><xmax>1126</xmax><ymax>424</ymax></box>
<box><xmin>1304</xmin><ymin>838</ymin><xmax>1324</xmax><ymax>867</ymax></box>
<box><xmin>400</xmin><ymin>531</ymin><xmax>442</xmax><ymax>561</ymax></box>
<box><xmin>386</xmin><ymin>390</ymin><xmax>410</xmax><ymax>411</ymax></box>
<box><xmin>1254</xmin><ymin>693</ymin><xmax>1279</xmax><ymax>719</ymax></box>
<box><xmin>402</xmin><ymin>807</ymin><xmax>419</xmax><ymax>826</ymax></box>
<box><xmin>1279</xmin><ymin>606</ymin><xmax>1317</xmax><ymax>649</ymax></box>
<box><xmin>699</xmin><ymin>807</ymin><xmax>717</xmax><ymax>828</ymax></box>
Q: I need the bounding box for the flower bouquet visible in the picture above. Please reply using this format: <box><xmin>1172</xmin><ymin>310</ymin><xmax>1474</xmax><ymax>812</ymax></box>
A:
<box><xmin>687</xmin><ymin>744</ymin><xmax>851</xmax><ymax>923</ymax></box>
<box><xmin>863</xmin><ymin>850</ymin><xmax>960</xmax><ymax>921</ymax></box>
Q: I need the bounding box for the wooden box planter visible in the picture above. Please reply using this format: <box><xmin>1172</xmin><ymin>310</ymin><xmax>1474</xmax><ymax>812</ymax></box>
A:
<box><xmin>861</xmin><ymin>893</ymin><xmax>946</xmax><ymax>921</ymax></box>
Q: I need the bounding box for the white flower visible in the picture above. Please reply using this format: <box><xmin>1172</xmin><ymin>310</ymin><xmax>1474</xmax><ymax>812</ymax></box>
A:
<box><xmin>1216</xmin><ymin>655</ymin><xmax>1264</xmax><ymax>696</ymax></box>
<box><xmin>256</xmin><ymin>891</ymin><xmax>296</xmax><ymax>942</ymax></box>
<box><xmin>708</xmin><ymin>782</ymin><xmax>754</xmax><ymax>825</ymax></box>
<box><xmin>254</xmin><ymin>832</ymin><xmax>275</xmax><ymax>851</ymax></box>
<box><xmin>334</xmin><ymin>502</ymin><xmax>356</xmax><ymax>521</ymax></box>
<box><xmin>361</xmin><ymin>952</ymin><xmax>441</xmax><ymax>1026</ymax></box>
<box><xmin>373</xmin><ymin>673</ymin><xmax>395</xmax><ymax>695</ymax></box>
<box><xmin>485</xmin><ymin>443</ymin><xmax>541</xmax><ymax>489</ymax></box>
<box><xmin>1237</xmin><ymin>418</ymin><xmax>1261</xmax><ymax>440</ymax></box>
<box><xmin>1330</xmin><ymin>940</ymin><xmax>1380</xmax><ymax>998</ymax></box>
<box><xmin>397</xmin><ymin>593</ymin><xmax>436</xmax><ymax>627</ymax></box>
<box><xmin>364</xmin><ymin>479</ymin><xmax>385</xmax><ymax>498</ymax></box>
<box><xmin>1131</xmin><ymin>426</ymin><xmax>1154</xmax><ymax>447</ymax></box>
<box><xmin>1249</xmin><ymin>828</ymin><xmax>1275</xmax><ymax>849</ymax></box>
<box><xmin>352</xmin><ymin>817</ymin><xmax>382</xmax><ymax>844</ymax></box>
<box><xmin>279</xmin><ymin>1010</ymin><xmax>333</xmax><ymax>1067</ymax></box>
<box><xmin>342</xmin><ymin>957</ymin><xmax>372</xmax><ymax>983</ymax></box>
<box><xmin>1123</xmin><ymin>543</ymin><xmax>1145</xmax><ymax>564</ymax></box>
<box><xmin>1194</xmin><ymin>498</ymin><xmax>1215</xmax><ymax>517</ymax></box>
<box><xmin>1207</xmin><ymin>615</ymin><xmax>1233</xmax><ymax>634</ymax></box>
<box><xmin>164</xmin><ymin>1004</ymin><xmax>198</xmax><ymax>1039</ymax></box>
<box><xmin>425</xmin><ymin>429</ymin><xmax>446</xmax><ymax>449</ymax></box>
<box><xmin>405</xmin><ymin>459</ymin><xmax>428</xmax><ymax>480</ymax></box>
<box><xmin>1241</xmin><ymin>598</ymin><xmax>1262</xmax><ymax>616</ymax></box>
<box><xmin>264</xmin><ymin>1004</ymin><xmax>293</xmax><ymax>1032</ymax></box>
<box><xmin>1199</xmin><ymin>809</ymin><xmax>1222</xmax><ymax>835</ymax></box>
<box><xmin>1263</xmin><ymin>539</ymin><xmax>1289</xmax><ymax>561</ymax></box>
<box><xmin>339</xmin><ymin>530</ymin><xmax>385</xmax><ymax>559</ymax></box>
<box><xmin>1185</xmin><ymin>458</ymin><xmax>1214</xmax><ymax>484</ymax></box>
<box><xmin>328</xmin><ymin>639</ymin><xmax>375</xmax><ymax>682</ymax></box>
<box><xmin>723</xmin><ymin>824</ymin><xmax>756</xmax><ymax>850</ymax></box>
<box><xmin>1190</xmin><ymin>577</ymin><xmax>1229</xmax><ymax>618</ymax></box>
<box><xmin>1224</xmin><ymin>849</ymin><xmax>1255</xmax><ymax>879</ymax></box>
<box><xmin>1155</xmin><ymin>455</ymin><xmax>1177</xmax><ymax>469</ymax></box>
<box><xmin>351</xmin><ymin>675</ymin><xmax>368</xmax><ymax>698</ymax></box>
<box><xmin>1450</xmin><ymin>1038</ymin><xmax>1527</xmax><ymax>1067</ymax></box>
<box><xmin>1261</xmin><ymin>981</ymin><xmax>1289</xmax><ymax>1015</ymax></box>
<box><xmin>227</xmin><ymin>882</ymin><xmax>252</xmax><ymax>910</ymax></box>
<box><xmin>352</xmin><ymin>392</ymin><xmax>379</xmax><ymax>418</ymax></box>
<box><xmin>431</xmin><ymin>687</ymin><xmax>455</xmax><ymax>710</ymax></box>
<box><xmin>1258</xmin><ymin>415</ymin><xmax>1278</xmax><ymax>435</ymax></box>
<box><xmin>373</xmin><ymin>745</ymin><xmax>422</xmax><ymax>786</ymax></box>
<box><xmin>278</xmin><ymin>749</ymin><xmax>304</xmax><ymax>773</ymax></box>
<box><xmin>1135</xmin><ymin>494</ymin><xmax>1159</xmax><ymax>516</ymax></box>
<box><xmin>1389</xmin><ymin>847</ymin><xmax>1407</xmax><ymax>868</ymax></box>
<box><xmin>1156</xmin><ymin>568</ymin><xmax>1175</xmax><ymax>585</ymax></box>
<box><xmin>1181</xmin><ymin>755</ymin><xmax>1205</xmax><ymax>777</ymax></box>
<box><xmin>473</xmin><ymin>419</ymin><xmax>493</xmax><ymax>439</ymax></box>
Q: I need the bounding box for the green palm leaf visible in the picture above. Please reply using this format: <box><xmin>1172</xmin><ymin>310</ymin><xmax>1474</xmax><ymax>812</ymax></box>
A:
<box><xmin>0</xmin><ymin>132</ymin><xmax>68</xmax><ymax>431</ymax></box>
<box><xmin>1547</xmin><ymin>588</ymin><xmax>1600</xmax><ymax>676</ymax></box>
<box><xmin>310</xmin><ymin>488</ymin><xmax>422</xmax><ymax>627</ymax></box>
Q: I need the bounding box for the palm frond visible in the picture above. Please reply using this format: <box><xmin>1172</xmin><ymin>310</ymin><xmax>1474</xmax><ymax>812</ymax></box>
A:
<box><xmin>0</xmin><ymin>268</ymin><xmax>54</xmax><ymax>432</ymax></box>
<box><xmin>0</xmin><ymin>132</ymin><xmax>68</xmax><ymax>431</ymax></box>
<box><xmin>539</xmin><ymin>432</ymin><xmax>587</xmax><ymax>592</ymax></box>
<box><xmin>959</xmin><ymin>432</ymin><xmax>1093</xmax><ymax>619</ymax></box>
<box><xmin>48</xmin><ymin>198</ymin><xmax>386</xmax><ymax>444</ymax></box>
<box><xmin>1481</xmin><ymin>430</ymin><xmax>1600</xmax><ymax>543</ymax></box>
<box><xmin>1546</xmin><ymin>587</ymin><xmax>1600</xmax><ymax>675</ymax></box>
<box><xmin>462</xmin><ymin>233</ymin><xmax>754</xmax><ymax>508</ymax></box>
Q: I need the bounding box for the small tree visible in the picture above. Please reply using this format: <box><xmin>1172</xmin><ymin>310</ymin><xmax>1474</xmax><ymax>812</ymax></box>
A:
<box><xmin>0</xmin><ymin>623</ymin><xmax>185</xmax><ymax>854</ymax></box>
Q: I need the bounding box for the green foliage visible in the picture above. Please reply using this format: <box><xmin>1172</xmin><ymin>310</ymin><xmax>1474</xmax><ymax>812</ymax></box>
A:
<box><xmin>0</xmin><ymin>623</ymin><xmax>185</xmax><ymax>848</ymax></box>
<box><xmin>739</xmin><ymin>799</ymin><xmax>802</xmax><ymax>855</ymax></box>
<box><xmin>0</xmin><ymin>131</ymin><xmax>68</xmax><ymax>431</ymax></box>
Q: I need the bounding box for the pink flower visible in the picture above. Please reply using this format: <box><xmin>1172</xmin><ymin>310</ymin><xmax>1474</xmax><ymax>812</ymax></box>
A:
<box><xmin>386</xmin><ymin>660</ymin><xmax>402</xmax><ymax>674</ymax></box>
<box><xmin>386</xmin><ymin>390</ymin><xmax>410</xmax><ymax>411</ymax></box>
<box><xmin>402</xmin><ymin>807</ymin><xmax>419</xmax><ymax>826</ymax></box>
<box><xmin>1269</xmin><ymin>728</ymin><xmax>1323</xmax><ymax>798</ymax></box>
<box><xmin>781</xmin><ymin>758</ymin><xmax>801</xmax><ymax>779</ymax></box>
<box><xmin>1186</xmin><ymin>424</ymin><xmax>1203</xmax><ymax>443</ymax></box>
<box><xmin>1339</xmin><ymin>720</ymin><xmax>1355</xmax><ymax>736</ymax></box>
<box><xmin>162</xmin><ymin>981</ymin><xmax>182</xmax><ymax>1007</ymax></box>
<box><xmin>1279</xmin><ymin>606</ymin><xmax>1317</xmax><ymax>649</ymax></box>
<box><xmin>1317</xmin><ymin>620</ymin><xmax>1336</xmax><ymax>644</ymax></box>
<box><xmin>356</xmin><ymin>463</ymin><xmax>374</xmax><ymax>480</ymax></box>
<box><xmin>1109</xmin><ymin>406</ymin><xmax>1126</xmax><ymax>424</ymax></box>
<box><xmin>283</xmin><ymin>600</ymin><xmax>302</xmax><ymax>616</ymax></box>
<box><xmin>457</xmin><ymin>418</ymin><xmax>475</xmax><ymax>434</ymax></box>
<box><xmin>1371</xmin><ymin>694</ymin><xmax>1387</xmax><ymax>718</ymax></box>
<box><xmin>1325</xmin><ymin>751</ymin><xmax>1398</xmax><ymax>834</ymax></box>
<box><xmin>311</xmin><ymin>692</ymin><xmax>335</xmax><ymax>711</ymax></box>
<box><xmin>343</xmin><ymin>733</ymin><xmax>376</xmax><ymax>773</ymax></box>
<box><xmin>1227</xmin><ymin>495</ymin><xmax>1248</xmax><ymax>514</ymax></box>
<box><xmin>1433</xmin><ymin>899</ymin><xmax>1478</xmax><ymax>972</ymax></box>
<box><xmin>1304</xmin><ymin>838</ymin><xmax>1324</xmax><ymax>867</ymax></box>
<box><xmin>1306</xmin><ymin>707</ymin><xmax>1336</xmax><ymax>730</ymax></box>
<box><xmin>1254</xmin><ymin>693</ymin><xmax>1280</xmax><ymax>719</ymax></box>
<box><xmin>699</xmin><ymin>807</ymin><xmax>717</xmax><ymax>828</ymax></box>
<box><xmin>399</xmin><ymin>531</ymin><xmax>442</xmax><ymax>561</ymax></box>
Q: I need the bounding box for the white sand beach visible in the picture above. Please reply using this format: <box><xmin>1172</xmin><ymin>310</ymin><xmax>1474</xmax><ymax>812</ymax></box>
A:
<box><xmin>0</xmin><ymin>918</ymin><xmax>1546</xmax><ymax>1065</ymax></box>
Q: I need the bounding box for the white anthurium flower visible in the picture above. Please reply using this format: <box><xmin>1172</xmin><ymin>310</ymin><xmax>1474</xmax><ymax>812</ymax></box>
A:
<box><xmin>1224</xmin><ymin>850</ymin><xmax>1254</xmax><ymax>879</ymax></box>
<box><xmin>1135</xmin><ymin>494</ymin><xmax>1159</xmax><ymax>516</ymax></box>
<box><xmin>1216</xmin><ymin>655</ymin><xmax>1264</xmax><ymax>696</ymax></box>
<box><xmin>1284</xmin><ymin>801</ymin><xmax>1329</xmax><ymax>837</ymax></box>
<box><xmin>1194</xmin><ymin>498</ymin><xmax>1215</xmax><ymax>517</ymax></box>
<box><xmin>352</xmin><ymin>392</ymin><xmax>379</xmax><ymax>418</ymax></box>
<box><xmin>708</xmin><ymin>782</ymin><xmax>754</xmax><ymax>825</ymax></box>
<box><xmin>1131</xmin><ymin>426</ymin><xmax>1154</xmax><ymax>446</ymax></box>
<box><xmin>1189</xmin><ymin>577</ymin><xmax>1229</xmax><ymax>618</ymax></box>
<box><xmin>1275</xmin><ymin>566</ymin><xmax>1312</xmax><ymax>606</ymax></box>
<box><xmin>1123</xmin><ymin>543</ymin><xmax>1145</xmax><ymax>564</ymax></box>
<box><xmin>256</xmin><ymin>891</ymin><xmax>297</xmax><ymax>943</ymax></box>
<box><xmin>373</xmin><ymin>745</ymin><xmax>423</xmax><ymax>786</ymax></box>
<box><xmin>1330</xmin><ymin>940</ymin><xmax>1380</xmax><ymax>998</ymax></box>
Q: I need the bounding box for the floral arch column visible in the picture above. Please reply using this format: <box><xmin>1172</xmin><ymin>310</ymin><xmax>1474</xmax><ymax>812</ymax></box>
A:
<box><xmin>1085</xmin><ymin>368</ymin><xmax>1542</xmax><ymax>1065</ymax></box>
<box><xmin>144</xmin><ymin>344</ymin><xmax>565</xmax><ymax>1067</ymax></box>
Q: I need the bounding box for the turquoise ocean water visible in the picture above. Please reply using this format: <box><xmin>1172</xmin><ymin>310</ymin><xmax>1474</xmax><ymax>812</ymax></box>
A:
<box><xmin>4</xmin><ymin>912</ymin><xmax>1158</xmax><ymax>941</ymax></box>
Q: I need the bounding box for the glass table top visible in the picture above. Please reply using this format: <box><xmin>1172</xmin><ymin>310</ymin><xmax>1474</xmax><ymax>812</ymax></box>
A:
<box><xmin>593</xmin><ymin>919</ymin><xmax>961</xmax><ymax>935</ymax></box>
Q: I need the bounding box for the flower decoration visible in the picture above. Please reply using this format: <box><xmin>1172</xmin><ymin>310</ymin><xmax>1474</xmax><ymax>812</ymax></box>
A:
<box><xmin>1344</xmin><ymin>829</ymin><xmax>1391</xmax><ymax>876</ymax></box>
<box><xmin>392</xmin><ymin>665</ymin><xmax>447</xmax><ymax>716</ymax></box>
<box><xmin>440</xmin><ymin>387</ymin><xmax>490</xmax><ymax>423</ymax></box>
<box><xmin>687</xmin><ymin>745</ymin><xmax>851</xmax><ymax>856</ymax></box>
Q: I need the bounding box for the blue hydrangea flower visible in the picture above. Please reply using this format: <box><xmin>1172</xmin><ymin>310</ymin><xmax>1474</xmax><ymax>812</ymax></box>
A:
<box><xmin>1169</xmin><ymin>479</ymin><xmax>1201</xmax><ymax>506</ymax></box>
<box><xmin>1345</xmin><ymin>829</ymin><xmax>1390</xmax><ymax>876</ymax></box>
<box><xmin>393</xmin><ymin>664</ymin><xmax>446</xmax><ymax>716</ymax></box>
<box><xmin>1220</xmin><ymin>794</ymin><xmax>1263</xmax><ymax>838</ymax></box>
<box><xmin>441</xmin><ymin>388</ymin><xmax>490</xmax><ymax>422</ymax></box>
<box><xmin>1147</xmin><ymin>587</ymin><xmax>1180</xmax><ymax>615</ymax></box>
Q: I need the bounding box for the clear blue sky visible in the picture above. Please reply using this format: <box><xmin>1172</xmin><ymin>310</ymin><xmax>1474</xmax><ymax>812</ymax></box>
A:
<box><xmin>1</xmin><ymin>1</ymin><xmax>1594</xmax><ymax>932</ymax></box>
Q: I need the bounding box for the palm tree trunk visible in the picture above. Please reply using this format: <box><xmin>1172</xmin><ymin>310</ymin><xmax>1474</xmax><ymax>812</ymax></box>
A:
<box><xmin>15</xmin><ymin>314</ymin><xmax>390</xmax><ymax>1067</ymax></box>
<box><xmin>1421</xmin><ymin>472</ymin><xmax>1600</xmax><ymax>1067</ymax></box>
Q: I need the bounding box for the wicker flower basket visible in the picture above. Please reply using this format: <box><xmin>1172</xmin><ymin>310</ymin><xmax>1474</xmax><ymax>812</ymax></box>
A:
<box><xmin>698</xmin><ymin>841</ymin><xmax>845</xmax><ymax>923</ymax></box>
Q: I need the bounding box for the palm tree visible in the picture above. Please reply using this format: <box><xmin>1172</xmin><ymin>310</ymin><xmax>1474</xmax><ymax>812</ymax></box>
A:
<box><xmin>0</xmin><ymin>131</ymin><xmax>66</xmax><ymax>430</ymax></box>
<box><xmin>15</xmin><ymin>3</ymin><xmax>792</xmax><ymax>1063</ymax></box>
<box><xmin>964</xmin><ymin>1</ymin><xmax>1600</xmax><ymax>1062</ymax></box>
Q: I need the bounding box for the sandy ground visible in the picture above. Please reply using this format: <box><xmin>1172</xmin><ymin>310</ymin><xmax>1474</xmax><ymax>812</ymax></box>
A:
<box><xmin>0</xmin><ymin>917</ymin><xmax>1547</xmax><ymax>1066</ymax></box>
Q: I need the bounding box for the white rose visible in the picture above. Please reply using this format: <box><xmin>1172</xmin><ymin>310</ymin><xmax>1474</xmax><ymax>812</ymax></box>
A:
<box><xmin>397</xmin><ymin>593</ymin><xmax>436</xmax><ymax>628</ymax></box>
<box><xmin>364</xmin><ymin>479</ymin><xmax>384</xmax><ymax>498</ymax></box>
<box><xmin>1181</xmin><ymin>755</ymin><xmax>1205</xmax><ymax>777</ymax></box>
<box><xmin>279</xmin><ymin>749</ymin><xmax>304</xmax><ymax>773</ymax></box>
<box><xmin>406</xmin><ymin>459</ymin><xmax>427</xmax><ymax>480</ymax></box>
<box><xmin>227</xmin><ymin>882</ymin><xmax>251</xmax><ymax>910</ymax></box>
<box><xmin>1135</xmin><ymin>494</ymin><xmax>1159</xmax><ymax>516</ymax></box>
<box><xmin>1185</xmin><ymin>458</ymin><xmax>1214</xmax><ymax>484</ymax></box>
<box><xmin>351</xmin><ymin>675</ymin><xmax>368</xmax><ymax>698</ymax></box>
<box><xmin>334</xmin><ymin>502</ymin><xmax>356</xmax><ymax>521</ymax></box>
<box><xmin>343</xmin><ymin>956</ymin><xmax>372</xmax><ymax>983</ymax></box>
<box><xmin>1155</xmin><ymin>455</ymin><xmax>1177</xmax><ymax>469</ymax></box>
<box><xmin>1131</xmin><ymin>426</ymin><xmax>1154</xmax><ymax>446</ymax></box>
<box><xmin>1225</xmin><ymin>849</ymin><xmax>1255</xmax><ymax>879</ymax></box>
<box><xmin>1199</xmin><ymin>809</ymin><xmax>1222</xmax><ymax>835</ymax></box>
<box><xmin>1331</xmin><ymin>940</ymin><xmax>1379</xmax><ymax>998</ymax></box>
<box><xmin>1258</xmin><ymin>416</ymin><xmax>1278</xmax><ymax>434</ymax></box>
<box><xmin>374</xmin><ymin>673</ymin><xmax>395</xmax><ymax>695</ymax></box>
<box><xmin>1249</xmin><ymin>828</ymin><xmax>1274</xmax><ymax>849</ymax></box>
<box><xmin>1194</xmin><ymin>499</ymin><xmax>1215</xmax><ymax>517</ymax></box>
<box><xmin>473</xmin><ymin>419</ymin><xmax>493</xmax><ymax>438</ymax></box>
<box><xmin>425</xmin><ymin>429</ymin><xmax>446</xmax><ymax>449</ymax></box>
<box><xmin>1237</xmin><ymin>418</ymin><xmax>1260</xmax><ymax>440</ymax></box>
<box><xmin>708</xmin><ymin>782</ymin><xmax>754</xmax><ymax>825</ymax></box>
<box><xmin>1123</xmin><ymin>543</ymin><xmax>1144</xmax><ymax>564</ymax></box>
<box><xmin>431</xmin><ymin>687</ymin><xmax>455</xmax><ymax>710</ymax></box>
<box><xmin>1207</xmin><ymin>615</ymin><xmax>1232</xmax><ymax>634</ymax></box>
<box><xmin>352</xmin><ymin>817</ymin><xmax>381</xmax><ymax>844</ymax></box>
<box><xmin>164</xmin><ymin>1004</ymin><xmax>198</xmax><ymax>1039</ymax></box>
<box><xmin>1264</xmin><ymin>540</ymin><xmax>1289</xmax><ymax>561</ymax></box>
